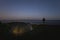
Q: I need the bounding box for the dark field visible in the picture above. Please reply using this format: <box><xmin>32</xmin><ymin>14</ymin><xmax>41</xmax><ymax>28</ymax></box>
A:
<box><xmin>0</xmin><ymin>22</ymin><xmax>60</xmax><ymax>40</ymax></box>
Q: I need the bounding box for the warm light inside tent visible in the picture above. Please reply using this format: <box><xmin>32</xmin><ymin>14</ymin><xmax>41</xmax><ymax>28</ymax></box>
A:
<box><xmin>12</xmin><ymin>27</ymin><xmax>26</xmax><ymax>35</ymax></box>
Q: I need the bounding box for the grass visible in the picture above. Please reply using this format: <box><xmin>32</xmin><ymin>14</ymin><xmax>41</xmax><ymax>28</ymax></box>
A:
<box><xmin>0</xmin><ymin>23</ymin><xmax>60</xmax><ymax>40</ymax></box>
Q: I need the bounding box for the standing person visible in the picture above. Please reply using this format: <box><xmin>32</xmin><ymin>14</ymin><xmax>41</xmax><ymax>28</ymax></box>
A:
<box><xmin>42</xmin><ymin>18</ymin><xmax>45</xmax><ymax>24</ymax></box>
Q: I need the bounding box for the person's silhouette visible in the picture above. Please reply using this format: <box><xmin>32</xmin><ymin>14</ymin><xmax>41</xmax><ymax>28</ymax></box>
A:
<box><xmin>42</xmin><ymin>18</ymin><xmax>45</xmax><ymax>24</ymax></box>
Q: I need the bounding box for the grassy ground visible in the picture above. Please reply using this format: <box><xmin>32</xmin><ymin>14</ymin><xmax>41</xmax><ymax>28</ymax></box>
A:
<box><xmin>0</xmin><ymin>23</ymin><xmax>60</xmax><ymax>40</ymax></box>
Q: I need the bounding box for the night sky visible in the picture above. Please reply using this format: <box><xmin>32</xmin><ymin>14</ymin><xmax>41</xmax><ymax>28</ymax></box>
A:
<box><xmin>0</xmin><ymin>0</ymin><xmax>60</xmax><ymax>20</ymax></box>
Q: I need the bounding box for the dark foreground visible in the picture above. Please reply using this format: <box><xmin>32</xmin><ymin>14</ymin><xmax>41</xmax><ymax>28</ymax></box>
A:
<box><xmin>0</xmin><ymin>23</ymin><xmax>60</xmax><ymax>40</ymax></box>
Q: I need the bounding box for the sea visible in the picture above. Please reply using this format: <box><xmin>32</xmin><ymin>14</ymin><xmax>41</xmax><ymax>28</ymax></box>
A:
<box><xmin>1</xmin><ymin>20</ymin><xmax>60</xmax><ymax>25</ymax></box>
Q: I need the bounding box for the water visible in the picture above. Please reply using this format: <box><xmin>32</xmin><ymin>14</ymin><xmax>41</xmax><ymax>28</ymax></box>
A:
<box><xmin>1</xmin><ymin>20</ymin><xmax>60</xmax><ymax>25</ymax></box>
